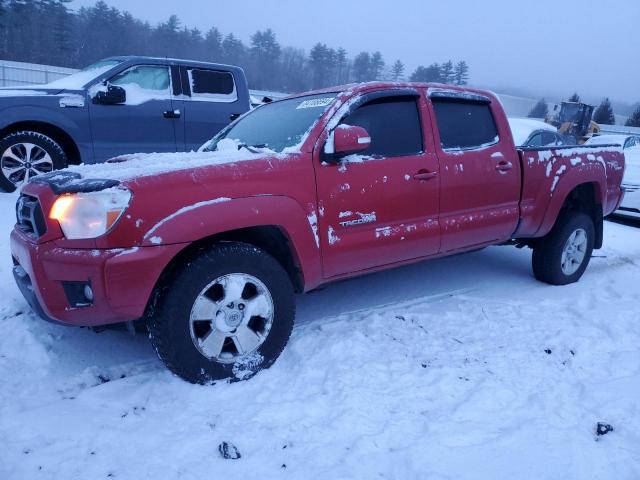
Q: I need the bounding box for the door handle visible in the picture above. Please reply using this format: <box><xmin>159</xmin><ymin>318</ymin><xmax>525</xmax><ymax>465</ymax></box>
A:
<box><xmin>163</xmin><ymin>109</ymin><xmax>181</xmax><ymax>119</ymax></box>
<box><xmin>495</xmin><ymin>160</ymin><xmax>513</xmax><ymax>172</ymax></box>
<box><xmin>413</xmin><ymin>170</ymin><xmax>438</xmax><ymax>181</ymax></box>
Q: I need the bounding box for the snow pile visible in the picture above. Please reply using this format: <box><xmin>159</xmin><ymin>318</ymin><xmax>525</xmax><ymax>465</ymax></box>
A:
<box><xmin>1</xmin><ymin>190</ymin><xmax>639</xmax><ymax>479</ymax></box>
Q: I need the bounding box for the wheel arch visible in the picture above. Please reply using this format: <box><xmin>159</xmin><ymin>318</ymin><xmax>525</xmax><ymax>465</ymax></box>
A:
<box><xmin>141</xmin><ymin>224</ymin><xmax>306</xmax><ymax>329</ymax></box>
<box><xmin>0</xmin><ymin>121</ymin><xmax>82</xmax><ymax>165</ymax></box>
<box><xmin>541</xmin><ymin>182</ymin><xmax>604</xmax><ymax>249</ymax></box>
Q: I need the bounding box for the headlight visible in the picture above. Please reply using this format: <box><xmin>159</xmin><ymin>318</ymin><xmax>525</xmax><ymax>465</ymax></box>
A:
<box><xmin>49</xmin><ymin>188</ymin><xmax>132</xmax><ymax>239</ymax></box>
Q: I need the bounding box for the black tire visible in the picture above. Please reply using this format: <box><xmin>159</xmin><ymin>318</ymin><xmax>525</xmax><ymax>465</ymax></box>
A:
<box><xmin>0</xmin><ymin>131</ymin><xmax>68</xmax><ymax>192</ymax></box>
<box><xmin>147</xmin><ymin>242</ymin><xmax>295</xmax><ymax>384</ymax></box>
<box><xmin>532</xmin><ymin>211</ymin><xmax>595</xmax><ymax>285</ymax></box>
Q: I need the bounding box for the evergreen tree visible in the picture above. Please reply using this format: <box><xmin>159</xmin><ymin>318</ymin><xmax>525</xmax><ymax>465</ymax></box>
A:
<box><xmin>352</xmin><ymin>52</ymin><xmax>371</xmax><ymax>82</ymax></box>
<box><xmin>370</xmin><ymin>51</ymin><xmax>385</xmax><ymax>80</ymax></box>
<box><xmin>249</xmin><ymin>29</ymin><xmax>281</xmax><ymax>89</ymax></box>
<box><xmin>453</xmin><ymin>60</ymin><xmax>469</xmax><ymax>85</ymax></box>
<box><xmin>440</xmin><ymin>60</ymin><xmax>454</xmax><ymax>84</ymax></box>
<box><xmin>390</xmin><ymin>60</ymin><xmax>404</xmax><ymax>82</ymax></box>
<box><xmin>203</xmin><ymin>27</ymin><xmax>222</xmax><ymax>62</ymax></box>
<box><xmin>625</xmin><ymin>104</ymin><xmax>640</xmax><ymax>127</ymax></box>
<box><xmin>221</xmin><ymin>33</ymin><xmax>246</xmax><ymax>67</ymax></box>
<box><xmin>0</xmin><ymin>2</ymin><xmax>475</xmax><ymax>94</ymax></box>
<box><xmin>410</xmin><ymin>63</ymin><xmax>443</xmax><ymax>83</ymax></box>
<box><xmin>528</xmin><ymin>98</ymin><xmax>548</xmax><ymax>118</ymax></box>
<box><xmin>308</xmin><ymin>42</ymin><xmax>333</xmax><ymax>89</ymax></box>
<box><xmin>568</xmin><ymin>92</ymin><xmax>581</xmax><ymax>102</ymax></box>
<box><xmin>280</xmin><ymin>46</ymin><xmax>307</xmax><ymax>92</ymax></box>
<box><xmin>593</xmin><ymin>98</ymin><xmax>615</xmax><ymax>125</ymax></box>
<box><xmin>335</xmin><ymin>47</ymin><xmax>348</xmax><ymax>84</ymax></box>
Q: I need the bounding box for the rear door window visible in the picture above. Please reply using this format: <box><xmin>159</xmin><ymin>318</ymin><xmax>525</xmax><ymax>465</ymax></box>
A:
<box><xmin>541</xmin><ymin>131</ymin><xmax>559</xmax><ymax>146</ymax></box>
<box><xmin>339</xmin><ymin>96</ymin><xmax>423</xmax><ymax>157</ymax></box>
<box><xmin>187</xmin><ymin>68</ymin><xmax>237</xmax><ymax>102</ymax></box>
<box><xmin>431</xmin><ymin>100</ymin><xmax>499</xmax><ymax>150</ymax></box>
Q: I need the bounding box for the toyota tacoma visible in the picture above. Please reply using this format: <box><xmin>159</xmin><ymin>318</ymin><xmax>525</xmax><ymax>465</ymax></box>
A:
<box><xmin>10</xmin><ymin>82</ymin><xmax>625</xmax><ymax>383</ymax></box>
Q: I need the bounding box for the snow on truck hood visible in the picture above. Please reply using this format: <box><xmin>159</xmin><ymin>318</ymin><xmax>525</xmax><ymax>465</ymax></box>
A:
<box><xmin>66</xmin><ymin>149</ymin><xmax>268</xmax><ymax>182</ymax></box>
<box><xmin>29</xmin><ymin>148</ymin><xmax>277</xmax><ymax>194</ymax></box>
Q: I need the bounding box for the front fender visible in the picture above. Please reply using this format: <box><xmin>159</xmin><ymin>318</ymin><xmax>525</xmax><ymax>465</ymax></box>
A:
<box><xmin>139</xmin><ymin>195</ymin><xmax>323</xmax><ymax>291</ymax></box>
<box><xmin>0</xmin><ymin>103</ymin><xmax>91</xmax><ymax>162</ymax></box>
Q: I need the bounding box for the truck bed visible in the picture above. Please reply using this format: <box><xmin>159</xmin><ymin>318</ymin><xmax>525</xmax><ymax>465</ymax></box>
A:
<box><xmin>515</xmin><ymin>144</ymin><xmax>625</xmax><ymax>238</ymax></box>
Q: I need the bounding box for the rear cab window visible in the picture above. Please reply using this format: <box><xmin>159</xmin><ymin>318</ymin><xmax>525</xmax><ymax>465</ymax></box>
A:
<box><xmin>429</xmin><ymin>92</ymin><xmax>499</xmax><ymax>151</ymax></box>
<box><xmin>186</xmin><ymin>68</ymin><xmax>237</xmax><ymax>102</ymax></box>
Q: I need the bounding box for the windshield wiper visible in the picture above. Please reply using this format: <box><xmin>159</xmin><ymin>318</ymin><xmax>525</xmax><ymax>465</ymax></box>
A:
<box><xmin>237</xmin><ymin>143</ymin><xmax>268</xmax><ymax>153</ymax></box>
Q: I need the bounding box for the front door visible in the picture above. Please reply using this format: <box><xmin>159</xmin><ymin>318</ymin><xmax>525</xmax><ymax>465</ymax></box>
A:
<box><xmin>88</xmin><ymin>64</ymin><xmax>177</xmax><ymax>163</ymax></box>
<box><xmin>428</xmin><ymin>94</ymin><xmax>521</xmax><ymax>252</ymax></box>
<box><xmin>315</xmin><ymin>91</ymin><xmax>441</xmax><ymax>278</ymax></box>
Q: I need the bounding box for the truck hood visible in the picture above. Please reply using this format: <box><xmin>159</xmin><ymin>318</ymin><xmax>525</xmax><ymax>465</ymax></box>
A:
<box><xmin>28</xmin><ymin>149</ymin><xmax>289</xmax><ymax>194</ymax></box>
<box><xmin>0</xmin><ymin>86</ymin><xmax>73</xmax><ymax>97</ymax></box>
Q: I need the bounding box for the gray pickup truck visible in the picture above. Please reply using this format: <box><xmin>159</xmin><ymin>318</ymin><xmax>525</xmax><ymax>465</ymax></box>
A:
<box><xmin>0</xmin><ymin>56</ymin><xmax>251</xmax><ymax>191</ymax></box>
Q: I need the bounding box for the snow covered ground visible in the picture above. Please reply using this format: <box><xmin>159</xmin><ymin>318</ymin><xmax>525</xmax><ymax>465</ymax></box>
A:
<box><xmin>1</xmin><ymin>190</ymin><xmax>639</xmax><ymax>480</ymax></box>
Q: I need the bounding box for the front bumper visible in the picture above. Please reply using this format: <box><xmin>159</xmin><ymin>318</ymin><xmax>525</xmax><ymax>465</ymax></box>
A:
<box><xmin>10</xmin><ymin>229</ymin><xmax>185</xmax><ymax>327</ymax></box>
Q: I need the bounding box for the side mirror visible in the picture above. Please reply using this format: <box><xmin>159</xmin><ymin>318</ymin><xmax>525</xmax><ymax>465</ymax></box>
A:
<box><xmin>93</xmin><ymin>85</ymin><xmax>126</xmax><ymax>105</ymax></box>
<box><xmin>332</xmin><ymin>124</ymin><xmax>371</xmax><ymax>156</ymax></box>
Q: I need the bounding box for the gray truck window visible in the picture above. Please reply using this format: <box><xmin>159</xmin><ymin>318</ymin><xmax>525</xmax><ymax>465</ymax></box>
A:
<box><xmin>432</xmin><ymin>100</ymin><xmax>499</xmax><ymax>150</ymax></box>
<box><xmin>541</xmin><ymin>131</ymin><xmax>559</xmax><ymax>146</ymax></box>
<box><xmin>528</xmin><ymin>133</ymin><xmax>543</xmax><ymax>147</ymax></box>
<box><xmin>111</xmin><ymin>66</ymin><xmax>170</xmax><ymax>91</ymax></box>
<box><xmin>188</xmin><ymin>68</ymin><xmax>237</xmax><ymax>102</ymax></box>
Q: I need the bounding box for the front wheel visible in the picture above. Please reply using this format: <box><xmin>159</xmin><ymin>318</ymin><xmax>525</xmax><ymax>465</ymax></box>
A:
<box><xmin>532</xmin><ymin>212</ymin><xmax>595</xmax><ymax>285</ymax></box>
<box><xmin>0</xmin><ymin>131</ymin><xmax>68</xmax><ymax>192</ymax></box>
<box><xmin>147</xmin><ymin>242</ymin><xmax>295</xmax><ymax>384</ymax></box>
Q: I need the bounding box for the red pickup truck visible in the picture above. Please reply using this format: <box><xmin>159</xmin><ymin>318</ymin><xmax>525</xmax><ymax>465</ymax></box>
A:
<box><xmin>10</xmin><ymin>82</ymin><xmax>625</xmax><ymax>383</ymax></box>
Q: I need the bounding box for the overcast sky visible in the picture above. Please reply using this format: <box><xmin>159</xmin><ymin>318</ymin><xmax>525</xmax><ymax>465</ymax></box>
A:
<box><xmin>71</xmin><ymin>0</ymin><xmax>639</xmax><ymax>104</ymax></box>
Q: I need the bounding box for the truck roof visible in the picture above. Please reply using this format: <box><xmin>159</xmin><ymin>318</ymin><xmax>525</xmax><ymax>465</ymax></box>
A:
<box><xmin>281</xmin><ymin>81</ymin><xmax>499</xmax><ymax>102</ymax></box>
<box><xmin>102</xmin><ymin>55</ymin><xmax>245</xmax><ymax>73</ymax></box>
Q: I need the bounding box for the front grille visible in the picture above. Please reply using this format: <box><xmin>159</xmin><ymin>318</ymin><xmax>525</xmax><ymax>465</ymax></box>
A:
<box><xmin>15</xmin><ymin>194</ymin><xmax>46</xmax><ymax>238</ymax></box>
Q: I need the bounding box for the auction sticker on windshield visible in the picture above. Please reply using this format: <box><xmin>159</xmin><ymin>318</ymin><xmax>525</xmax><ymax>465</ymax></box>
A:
<box><xmin>296</xmin><ymin>97</ymin><xmax>335</xmax><ymax>109</ymax></box>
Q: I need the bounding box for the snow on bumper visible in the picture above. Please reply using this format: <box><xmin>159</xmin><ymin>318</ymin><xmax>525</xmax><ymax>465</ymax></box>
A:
<box><xmin>10</xmin><ymin>229</ymin><xmax>184</xmax><ymax>326</ymax></box>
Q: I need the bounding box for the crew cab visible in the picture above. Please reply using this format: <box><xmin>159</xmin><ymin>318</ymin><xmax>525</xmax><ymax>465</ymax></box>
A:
<box><xmin>10</xmin><ymin>82</ymin><xmax>625</xmax><ymax>383</ymax></box>
<box><xmin>0</xmin><ymin>56</ymin><xmax>250</xmax><ymax>191</ymax></box>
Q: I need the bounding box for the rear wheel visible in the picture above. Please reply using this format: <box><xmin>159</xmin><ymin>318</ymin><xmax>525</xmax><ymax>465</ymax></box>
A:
<box><xmin>532</xmin><ymin>212</ymin><xmax>594</xmax><ymax>285</ymax></box>
<box><xmin>147</xmin><ymin>242</ymin><xmax>295</xmax><ymax>384</ymax></box>
<box><xmin>0</xmin><ymin>131</ymin><xmax>68</xmax><ymax>192</ymax></box>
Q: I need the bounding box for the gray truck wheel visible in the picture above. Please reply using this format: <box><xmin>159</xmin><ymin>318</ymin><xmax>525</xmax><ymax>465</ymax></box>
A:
<box><xmin>147</xmin><ymin>242</ymin><xmax>295</xmax><ymax>384</ymax></box>
<box><xmin>0</xmin><ymin>131</ymin><xmax>68</xmax><ymax>192</ymax></box>
<box><xmin>532</xmin><ymin>212</ymin><xmax>594</xmax><ymax>285</ymax></box>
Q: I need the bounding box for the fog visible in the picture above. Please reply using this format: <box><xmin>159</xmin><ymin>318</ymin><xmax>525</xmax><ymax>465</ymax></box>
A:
<box><xmin>71</xmin><ymin>0</ymin><xmax>639</xmax><ymax>104</ymax></box>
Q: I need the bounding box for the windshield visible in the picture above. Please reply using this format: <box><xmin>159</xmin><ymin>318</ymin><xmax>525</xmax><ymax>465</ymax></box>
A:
<box><xmin>203</xmin><ymin>93</ymin><xmax>338</xmax><ymax>153</ymax></box>
<box><xmin>43</xmin><ymin>59</ymin><xmax>123</xmax><ymax>90</ymax></box>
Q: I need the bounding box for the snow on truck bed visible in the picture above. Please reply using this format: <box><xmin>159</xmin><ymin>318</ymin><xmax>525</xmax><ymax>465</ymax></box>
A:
<box><xmin>1</xmin><ymin>190</ymin><xmax>639</xmax><ymax>479</ymax></box>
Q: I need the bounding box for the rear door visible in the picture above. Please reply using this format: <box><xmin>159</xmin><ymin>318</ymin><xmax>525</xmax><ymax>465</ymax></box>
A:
<box><xmin>427</xmin><ymin>91</ymin><xmax>521</xmax><ymax>252</ymax></box>
<box><xmin>174</xmin><ymin>66</ymin><xmax>246</xmax><ymax>151</ymax></box>
<box><xmin>314</xmin><ymin>90</ymin><xmax>441</xmax><ymax>278</ymax></box>
<box><xmin>88</xmin><ymin>64</ymin><xmax>177</xmax><ymax>162</ymax></box>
